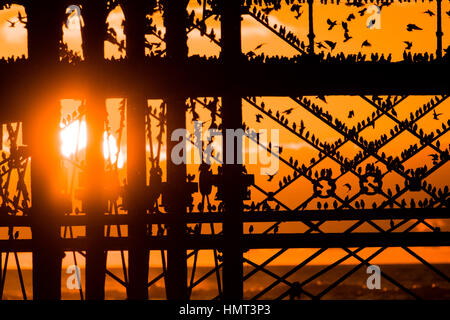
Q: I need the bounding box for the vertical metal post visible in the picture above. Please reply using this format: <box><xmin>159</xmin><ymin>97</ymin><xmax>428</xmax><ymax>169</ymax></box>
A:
<box><xmin>220</xmin><ymin>0</ymin><xmax>244</xmax><ymax>300</ymax></box>
<box><xmin>123</xmin><ymin>2</ymin><xmax>150</xmax><ymax>300</ymax></box>
<box><xmin>82</xmin><ymin>0</ymin><xmax>107</xmax><ymax>300</ymax></box>
<box><xmin>164</xmin><ymin>0</ymin><xmax>188</xmax><ymax>300</ymax></box>
<box><xmin>307</xmin><ymin>0</ymin><xmax>315</xmax><ymax>55</ymax></box>
<box><xmin>436</xmin><ymin>0</ymin><xmax>443</xmax><ymax>59</ymax></box>
<box><xmin>26</xmin><ymin>1</ymin><xmax>64</xmax><ymax>300</ymax></box>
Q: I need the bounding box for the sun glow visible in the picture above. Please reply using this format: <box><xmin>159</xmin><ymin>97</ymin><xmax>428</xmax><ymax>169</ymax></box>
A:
<box><xmin>60</xmin><ymin>120</ymin><xmax>124</xmax><ymax>168</ymax></box>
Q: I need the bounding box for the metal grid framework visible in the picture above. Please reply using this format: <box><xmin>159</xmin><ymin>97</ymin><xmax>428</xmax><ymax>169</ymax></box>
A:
<box><xmin>0</xmin><ymin>0</ymin><xmax>449</xmax><ymax>300</ymax></box>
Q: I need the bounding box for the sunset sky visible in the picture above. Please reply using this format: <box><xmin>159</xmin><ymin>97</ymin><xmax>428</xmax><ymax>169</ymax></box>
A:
<box><xmin>0</xmin><ymin>0</ymin><xmax>449</xmax><ymax>275</ymax></box>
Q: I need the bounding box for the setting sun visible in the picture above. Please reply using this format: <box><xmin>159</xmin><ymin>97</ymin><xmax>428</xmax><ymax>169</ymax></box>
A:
<box><xmin>60</xmin><ymin>119</ymin><xmax>124</xmax><ymax>168</ymax></box>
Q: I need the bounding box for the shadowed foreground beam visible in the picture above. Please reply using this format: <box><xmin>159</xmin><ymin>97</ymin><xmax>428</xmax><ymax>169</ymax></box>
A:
<box><xmin>2</xmin><ymin>232</ymin><xmax>449</xmax><ymax>252</ymax></box>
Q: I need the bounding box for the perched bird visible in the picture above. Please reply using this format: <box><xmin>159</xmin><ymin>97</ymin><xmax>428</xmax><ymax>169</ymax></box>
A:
<box><xmin>347</xmin><ymin>13</ymin><xmax>355</xmax><ymax>21</ymax></box>
<box><xmin>429</xmin><ymin>154</ymin><xmax>439</xmax><ymax>161</ymax></box>
<box><xmin>433</xmin><ymin>110</ymin><xmax>442</xmax><ymax>120</ymax></box>
<box><xmin>325</xmin><ymin>40</ymin><xmax>337</xmax><ymax>51</ymax></box>
<box><xmin>256</xmin><ymin>114</ymin><xmax>263</xmax><ymax>123</ymax></box>
<box><xmin>317</xmin><ymin>95</ymin><xmax>327</xmax><ymax>103</ymax></box>
<box><xmin>6</xmin><ymin>19</ymin><xmax>16</xmax><ymax>27</ymax></box>
<box><xmin>344</xmin><ymin>32</ymin><xmax>352</xmax><ymax>42</ymax></box>
<box><xmin>17</xmin><ymin>12</ymin><xmax>27</xmax><ymax>24</ymax></box>
<box><xmin>262</xmin><ymin>7</ymin><xmax>274</xmax><ymax>15</ymax></box>
<box><xmin>361</xmin><ymin>40</ymin><xmax>371</xmax><ymax>48</ymax></box>
<box><xmin>327</xmin><ymin>19</ymin><xmax>337</xmax><ymax>30</ymax></box>
<box><xmin>404</xmin><ymin>41</ymin><xmax>413</xmax><ymax>50</ymax></box>
<box><xmin>423</xmin><ymin>10</ymin><xmax>435</xmax><ymax>17</ymax></box>
<box><xmin>274</xmin><ymin>225</ymin><xmax>279</xmax><ymax>234</ymax></box>
<box><xmin>406</xmin><ymin>24</ymin><xmax>422</xmax><ymax>32</ymax></box>
<box><xmin>283</xmin><ymin>107</ymin><xmax>294</xmax><ymax>115</ymax></box>
<box><xmin>348</xmin><ymin>110</ymin><xmax>355</xmax><ymax>118</ymax></box>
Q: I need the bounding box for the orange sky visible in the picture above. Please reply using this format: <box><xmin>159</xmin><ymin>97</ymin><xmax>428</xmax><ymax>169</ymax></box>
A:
<box><xmin>0</xmin><ymin>1</ymin><xmax>449</xmax><ymax>273</ymax></box>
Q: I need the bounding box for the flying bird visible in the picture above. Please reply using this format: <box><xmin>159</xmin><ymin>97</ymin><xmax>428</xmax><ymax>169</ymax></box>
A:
<box><xmin>342</xmin><ymin>21</ymin><xmax>349</xmax><ymax>33</ymax></box>
<box><xmin>404</xmin><ymin>41</ymin><xmax>413</xmax><ymax>50</ymax></box>
<box><xmin>361</xmin><ymin>40</ymin><xmax>371</xmax><ymax>48</ymax></box>
<box><xmin>255</xmin><ymin>114</ymin><xmax>263</xmax><ymax>123</ymax></box>
<box><xmin>254</xmin><ymin>43</ymin><xmax>265</xmax><ymax>51</ymax></box>
<box><xmin>327</xmin><ymin>19</ymin><xmax>337</xmax><ymax>30</ymax></box>
<box><xmin>283</xmin><ymin>108</ymin><xmax>294</xmax><ymax>115</ymax></box>
<box><xmin>433</xmin><ymin>110</ymin><xmax>442</xmax><ymax>120</ymax></box>
<box><xmin>406</xmin><ymin>24</ymin><xmax>422</xmax><ymax>32</ymax></box>
<box><xmin>344</xmin><ymin>32</ymin><xmax>352</xmax><ymax>42</ymax></box>
<box><xmin>358</xmin><ymin>8</ymin><xmax>367</xmax><ymax>16</ymax></box>
<box><xmin>347</xmin><ymin>13</ymin><xmax>355</xmax><ymax>21</ymax></box>
<box><xmin>317</xmin><ymin>42</ymin><xmax>327</xmax><ymax>50</ymax></box>
<box><xmin>344</xmin><ymin>183</ymin><xmax>352</xmax><ymax>192</ymax></box>
<box><xmin>423</xmin><ymin>10</ymin><xmax>435</xmax><ymax>17</ymax></box>
<box><xmin>6</xmin><ymin>19</ymin><xmax>16</xmax><ymax>27</ymax></box>
<box><xmin>266</xmin><ymin>173</ymin><xmax>275</xmax><ymax>181</ymax></box>
<box><xmin>325</xmin><ymin>40</ymin><xmax>337</xmax><ymax>51</ymax></box>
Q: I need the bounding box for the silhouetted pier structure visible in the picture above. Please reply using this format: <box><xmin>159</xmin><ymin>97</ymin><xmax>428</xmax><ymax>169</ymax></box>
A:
<box><xmin>0</xmin><ymin>0</ymin><xmax>449</xmax><ymax>300</ymax></box>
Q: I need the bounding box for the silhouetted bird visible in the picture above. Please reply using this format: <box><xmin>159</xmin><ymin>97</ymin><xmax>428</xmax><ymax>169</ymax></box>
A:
<box><xmin>347</xmin><ymin>13</ymin><xmax>355</xmax><ymax>21</ymax></box>
<box><xmin>423</xmin><ymin>10</ymin><xmax>434</xmax><ymax>17</ymax></box>
<box><xmin>325</xmin><ymin>40</ymin><xmax>336</xmax><ymax>51</ymax></box>
<box><xmin>429</xmin><ymin>154</ymin><xmax>438</xmax><ymax>161</ymax></box>
<box><xmin>433</xmin><ymin>110</ymin><xmax>442</xmax><ymax>120</ymax></box>
<box><xmin>404</xmin><ymin>41</ymin><xmax>413</xmax><ymax>50</ymax></box>
<box><xmin>256</xmin><ymin>114</ymin><xmax>263</xmax><ymax>123</ymax></box>
<box><xmin>317</xmin><ymin>95</ymin><xmax>327</xmax><ymax>103</ymax></box>
<box><xmin>317</xmin><ymin>42</ymin><xmax>326</xmax><ymax>50</ymax></box>
<box><xmin>344</xmin><ymin>183</ymin><xmax>352</xmax><ymax>192</ymax></box>
<box><xmin>266</xmin><ymin>173</ymin><xmax>275</xmax><ymax>181</ymax></box>
<box><xmin>249</xmin><ymin>225</ymin><xmax>254</xmax><ymax>234</ymax></box>
<box><xmin>358</xmin><ymin>8</ymin><xmax>367</xmax><ymax>16</ymax></box>
<box><xmin>344</xmin><ymin>32</ymin><xmax>352</xmax><ymax>42</ymax></box>
<box><xmin>6</xmin><ymin>19</ymin><xmax>16</xmax><ymax>27</ymax></box>
<box><xmin>348</xmin><ymin>110</ymin><xmax>354</xmax><ymax>118</ymax></box>
<box><xmin>262</xmin><ymin>7</ymin><xmax>274</xmax><ymax>15</ymax></box>
<box><xmin>283</xmin><ymin>108</ymin><xmax>294</xmax><ymax>115</ymax></box>
<box><xmin>406</xmin><ymin>24</ymin><xmax>422</xmax><ymax>32</ymax></box>
<box><xmin>342</xmin><ymin>21</ymin><xmax>349</xmax><ymax>33</ymax></box>
<box><xmin>254</xmin><ymin>43</ymin><xmax>265</xmax><ymax>51</ymax></box>
<box><xmin>17</xmin><ymin>12</ymin><xmax>27</xmax><ymax>25</ymax></box>
<box><xmin>361</xmin><ymin>40</ymin><xmax>371</xmax><ymax>48</ymax></box>
<box><xmin>327</xmin><ymin>19</ymin><xmax>337</xmax><ymax>30</ymax></box>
